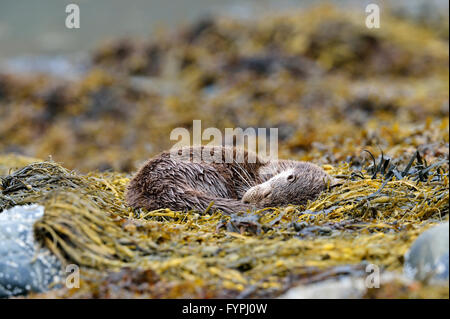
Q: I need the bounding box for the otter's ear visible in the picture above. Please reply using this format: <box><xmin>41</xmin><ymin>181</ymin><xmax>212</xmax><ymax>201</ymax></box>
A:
<box><xmin>287</xmin><ymin>174</ymin><xmax>295</xmax><ymax>182</ymax></box>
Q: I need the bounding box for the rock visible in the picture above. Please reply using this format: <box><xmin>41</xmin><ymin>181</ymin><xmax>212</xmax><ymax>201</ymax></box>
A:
<box><xmin>279</xmin><ymin>276</ymin><xmax>367</xmax><ymax>299</ymax></box>
<box><xmin>278</xmin><ymin>271</ymin><xmax>414</xmax><ymax>299</ymax></box>
<box><xmin>0</xmin><ymin>205</ymin><xmax>63</xmax><ymax>298</ymax></box>
<box><xmin>404</xmin><ymin>222</ymin><xmax>449</xmax><ymax>283</ymax></box>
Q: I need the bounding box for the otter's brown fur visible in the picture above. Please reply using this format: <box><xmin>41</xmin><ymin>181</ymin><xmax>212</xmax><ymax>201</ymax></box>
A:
<box><xmin>126</xmin><ymin>146</ymin><xmax>331</xmax><ymax>214</ymax></box>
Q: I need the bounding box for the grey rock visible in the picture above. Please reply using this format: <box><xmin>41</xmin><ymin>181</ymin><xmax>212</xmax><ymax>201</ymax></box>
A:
<box><xmin>279</xmin><ymin>276</ymin><xmax>367</xmax><ymax>299</ymax></box>
<box><xmin>278</xmin><ymin>272</ymin><xmax>413</xmax><ymax>299</ymax></box>
<box><xmin>0</xmin><ymin>205</ymin><xmax>63</xmax><ymax>298</ymax></box>
<box><xmin>404</xmin><ymin>222</ymin><xmax>449</xmax><ymax>283</ymax></box>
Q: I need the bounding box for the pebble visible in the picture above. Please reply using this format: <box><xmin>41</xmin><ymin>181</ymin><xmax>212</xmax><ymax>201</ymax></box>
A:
<box><xmin>404</xmin><ymin>222</ymin><xmax>449</xmax><ymax>283</ymax></box>
<box><xmin>0</xmin><ymin>205</ymin><xmax>63</xmax><ymax>298</ymax></box>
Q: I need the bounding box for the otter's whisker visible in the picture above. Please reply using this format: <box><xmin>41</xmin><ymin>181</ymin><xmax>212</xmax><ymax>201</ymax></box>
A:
<box><xmin>232</xmin><ymin>165</ymin><xmax>252</xmax><ymax>189</ymax></box>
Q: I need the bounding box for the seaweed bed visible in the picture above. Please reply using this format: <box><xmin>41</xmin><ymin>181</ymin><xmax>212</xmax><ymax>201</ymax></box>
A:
<box><xmin>0</xmin><ymin>5</ymin><xmax>449</xmax><ymax>298</ymax></box>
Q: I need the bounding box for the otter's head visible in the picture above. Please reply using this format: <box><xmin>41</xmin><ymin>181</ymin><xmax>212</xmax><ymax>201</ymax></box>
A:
<box><xmin>241</xmin><ymin>163</ymin><xmax>331</xmax><ymax>208</ymax></box>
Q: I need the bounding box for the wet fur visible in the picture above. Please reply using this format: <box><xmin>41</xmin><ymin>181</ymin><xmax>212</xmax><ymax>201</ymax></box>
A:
<box><xmin>126</xmin><ymin>146</ymin><xmax>330</xmax><ymax>214</ymax></box>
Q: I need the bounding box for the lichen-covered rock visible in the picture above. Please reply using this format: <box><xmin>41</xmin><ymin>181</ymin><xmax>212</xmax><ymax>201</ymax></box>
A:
<box><xmin>404</xmin><ymin>222</ymin><xmax>449</xmax><ymax>283</ymax></box>
<box><xmin>0</xmin><ymin>205</ymin><xmax>63</xmax><ymax>298</ymax></box>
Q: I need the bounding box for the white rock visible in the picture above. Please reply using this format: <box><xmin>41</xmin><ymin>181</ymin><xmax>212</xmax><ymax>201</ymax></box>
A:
<box><xmin>404</xmin><ymin>222</ymin><xmax>449</xmax><ymax>283</ymax></box>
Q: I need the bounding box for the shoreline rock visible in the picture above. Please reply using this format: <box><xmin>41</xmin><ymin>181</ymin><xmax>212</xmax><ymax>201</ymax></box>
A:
<box><xmin>0</xmin><ymin>205</ymin><xmax>63</xmax><ymax>298</ymax></box>
<box><xmin>404</xmin><ymin>222</ymin><xmax>449</xmax><ymax>283</ymax></box>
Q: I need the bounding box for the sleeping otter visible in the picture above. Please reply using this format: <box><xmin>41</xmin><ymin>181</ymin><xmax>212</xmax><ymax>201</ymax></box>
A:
<box><xmin>126</xmin><ymin>146</ymin><xmax>332</xmax><ymax>214</ymax></box>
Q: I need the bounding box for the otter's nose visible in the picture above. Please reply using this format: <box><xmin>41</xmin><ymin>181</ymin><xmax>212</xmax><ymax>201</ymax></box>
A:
<box><xmin>242</xmin><ymin>187</ymin><xmax>258</xmax><ymax>204</ymax></box>
<box><xmin>242</xmin><ymin>192</ymin><xmax>252</xmax><ymax>204</ymax></box>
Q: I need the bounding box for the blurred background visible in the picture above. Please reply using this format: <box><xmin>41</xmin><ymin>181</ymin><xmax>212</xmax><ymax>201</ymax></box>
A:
<box><xmin>0</xmin><ymin>0</ymin><xmax>448</xmax><ymax>173</ymax></box>
<box><xmin>0</xmin><ymin>1</ymin><xmax>448</xmax><ymax>59</ymax></box>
